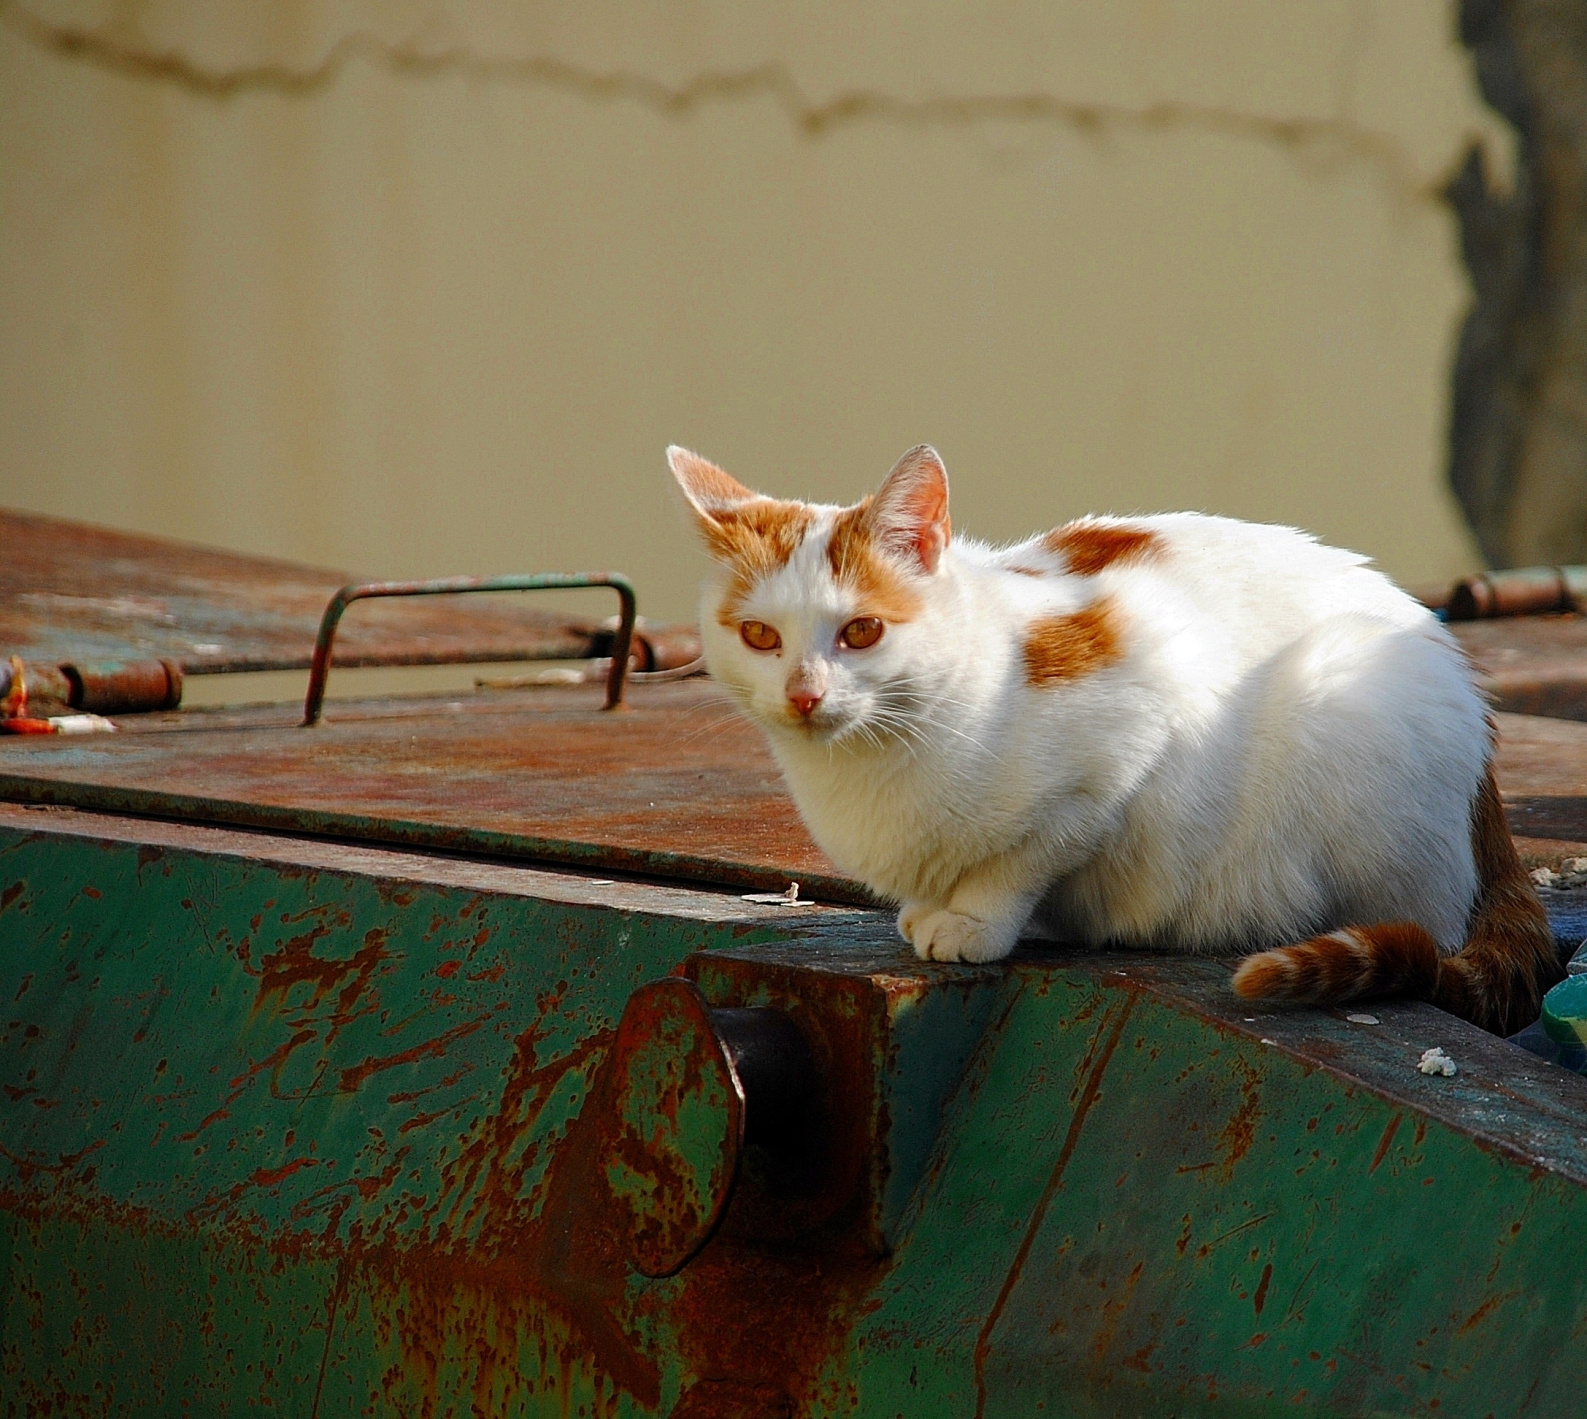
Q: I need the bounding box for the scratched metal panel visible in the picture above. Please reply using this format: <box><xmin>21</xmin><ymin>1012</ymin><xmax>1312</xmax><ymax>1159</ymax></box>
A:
<box><xmin>0</xmin><ymin>682</ymin><xmax>859</xmax><ymax>900</ymax></box>
<box><xmin>6</xmin><ymin>808</ymin><xmax>1587</xmax><ymax>1415</ymax></box>
<box><xmin>0</xmin><ymin>809</ymin><xmax>830</xmax><ymax>1416</ymax></box>
<box><xmin>848</xmin><ymin>958</ymin><xmax>1587</xmax><ymax>1416</ymax></box>
<box><xmin>0</xmin><ymin>508</ymin><xmax>614</xmax><ymax>673</ymax></box>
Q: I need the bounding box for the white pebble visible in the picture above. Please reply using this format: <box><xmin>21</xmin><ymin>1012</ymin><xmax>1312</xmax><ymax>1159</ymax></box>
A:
<box><xmin>1346</xmin><ymin>1013</ymin><xmax>1380</xmax><ymax>1025</ymax></box>
<box><xmin>1417</xmin><ymin>1046</ymin><xmax>1457</xmax><ymax>1077</ymax></box>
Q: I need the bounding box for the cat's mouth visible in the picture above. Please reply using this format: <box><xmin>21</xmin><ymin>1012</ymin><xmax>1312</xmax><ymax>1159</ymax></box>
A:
<box><xmin>778</xmin><ymin>706</ymin><xmax>844</xmax><ymax>738</ymax></box>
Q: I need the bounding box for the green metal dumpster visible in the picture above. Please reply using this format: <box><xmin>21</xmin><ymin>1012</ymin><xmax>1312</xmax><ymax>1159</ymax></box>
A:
<box><xmin>9</xmin><ymin>516</ymin><xmax>1587</xmax><ymax>1416</ymax></box>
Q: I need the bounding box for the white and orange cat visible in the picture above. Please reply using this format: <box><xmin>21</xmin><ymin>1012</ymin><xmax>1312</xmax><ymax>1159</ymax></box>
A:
<box><xmin>668</xmin><ymin>443</ymin><xmax>1560</xmax><ymax>1034</ymax></box>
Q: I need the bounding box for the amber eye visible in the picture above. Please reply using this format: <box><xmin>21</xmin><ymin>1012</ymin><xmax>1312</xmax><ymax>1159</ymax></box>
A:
<box><xmin>840</xmin><ymin>617</ymin><xmax>885</xmax><ymax>650</ymax></box>
<box><xmin>740</xmin><ymin>620</ymin><xmax>782</xmax><ymax>652</ymax></box>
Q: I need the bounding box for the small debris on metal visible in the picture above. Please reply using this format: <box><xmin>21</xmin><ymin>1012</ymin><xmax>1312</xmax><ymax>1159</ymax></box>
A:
<box><xmin>587</xmin><ymin>879</ymin><xmax>615</xmax><ymax>887</ymax></box>
<box><xmin>742</xmin><ymin>882</ymin><xmax>802</xmax><ymax>906</ymax></box>
<box><xmin>1347</xmin><ymin>1013</ymin><xmax>1381</xmax><ymax>1025</ymax></box>
<box><xmin>1532</xmin><ymin>857</ymin><xmax>1587</xmax><ymax>889</ymax></box>
<box><xmin>1418</xmin><ymin>1046</ymin><xmax>1458</xmax><ymax>1077</ymax></box>
<box><xmin>0</xmin><ymin>713</ymin><xmax>117</xmax><ymax>735</ymax></box>
<box><xmin>1260</xmin><ymin>1038</ymin><xmax>1278</xmax><ymax>1046</ymax></box>
<box><xmin>51</xmin><ymin>714</ymin><xmax>117</xmax><ymax>735</ymax></box>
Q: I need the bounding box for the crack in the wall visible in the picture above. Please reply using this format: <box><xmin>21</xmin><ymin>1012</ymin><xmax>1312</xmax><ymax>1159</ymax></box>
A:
<box><xmin>2</xmin><ymin>0</ymin><xmax>1450</xmax><ymax>203</ymax></box>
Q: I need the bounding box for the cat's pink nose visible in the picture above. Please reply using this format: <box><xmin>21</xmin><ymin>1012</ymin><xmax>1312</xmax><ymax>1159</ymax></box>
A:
<box><xmin>788</xmin><ymin>691</ymin><xmax>823</xmax><ymax>718</ymax></box>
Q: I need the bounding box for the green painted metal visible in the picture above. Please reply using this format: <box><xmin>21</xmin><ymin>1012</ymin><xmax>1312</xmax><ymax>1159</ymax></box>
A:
<box><xmin>6</xmin><ymin>809</ymin><xmax>1587</xmax><ymax>1415</ymax></box>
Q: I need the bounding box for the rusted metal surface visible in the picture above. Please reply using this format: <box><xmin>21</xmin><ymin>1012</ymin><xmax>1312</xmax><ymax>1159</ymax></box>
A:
<box><xmin>1448</xmin><ymin>614</ymin><xmax>1587</xmax><ymax>720</ymax></box>
<box><xmin>302</xmin><ymin>573</ymin><xmax>637</xmax><ymax>723</ymax></box>
<box><xmin>0</xmin><ymin>680</ymin><xmax>858</xmax><ymax>900</ymax></box>
<box><xmin>1493</xmin><ymin>709</ymin><xmax>1587</xmax><ymax>866</ymax></box>
<box><xmin>6</xmin><ymin>804</ymin><xmax>1587</xmax><ymax>1414</ymax></box>
<box><xmin>5</xmin><ymin>683</ymin><xmax>1587</xmax><ymax>896</ymax></box>
<box><xmin>0</xmin><ymin>507</ymin><xmax>697</xmax><ymax>675</ymax></box>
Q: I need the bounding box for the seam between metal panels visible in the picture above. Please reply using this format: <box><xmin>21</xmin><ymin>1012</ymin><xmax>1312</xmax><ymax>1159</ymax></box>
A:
<box><xmin>970</xmin><ymin>989</ymin><xmax>1139</xmax><ymax>1418</ymax></box>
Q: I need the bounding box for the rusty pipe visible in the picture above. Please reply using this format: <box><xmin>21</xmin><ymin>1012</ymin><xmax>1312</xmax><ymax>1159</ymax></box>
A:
<box><xmin>0</xmin><ymin>657</ymin><xmax>182</xmax><ymax>718</ymax></box>
<box><xmin>1445</xmin><ymin>566</ymin><xmax>1587</xmax><ymax>620</ymax></box>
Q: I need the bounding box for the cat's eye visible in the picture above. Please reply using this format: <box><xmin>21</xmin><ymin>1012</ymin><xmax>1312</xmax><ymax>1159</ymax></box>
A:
<box><xmin>740</xmin><ymin>621</ymin><xmax>782</xmax><ymax>652</ymax></box>
<box><xmin>840</xmin><ymin>617</ymin><xmax>885</xmax><ymax>650</ymax></box>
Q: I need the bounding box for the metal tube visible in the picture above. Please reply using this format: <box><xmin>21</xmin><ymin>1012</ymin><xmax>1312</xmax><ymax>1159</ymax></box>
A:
<box><xmin>301</xmin><ymin>573</ymin><xmax>637</xmax><ymax>725</ymax></box>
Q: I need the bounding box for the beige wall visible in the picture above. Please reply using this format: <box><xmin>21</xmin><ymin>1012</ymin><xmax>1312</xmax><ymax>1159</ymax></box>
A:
<box><xmin>1</xmin><ymin>2</ymin><xmax>1508</xmax><ymax>623</ymax></box>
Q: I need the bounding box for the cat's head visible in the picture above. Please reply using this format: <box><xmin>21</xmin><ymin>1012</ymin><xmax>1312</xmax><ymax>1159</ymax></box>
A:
<box><xmin>668</xmin><ymin>444</ymin><xmax>951</xmax><ymax>744</ymax></box>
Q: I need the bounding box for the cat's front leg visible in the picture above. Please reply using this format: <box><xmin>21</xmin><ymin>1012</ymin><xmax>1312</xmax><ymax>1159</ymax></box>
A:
<box><xmin>898</xmin><ymin>878</ymin><xmax>1041</xmax><ymax>965</ymax></box>
<box><xmin>898</xmin><ymin>899</ymin><xmax>1011</xmax><ymax>963</ymax></box>
<box><xmin>901</xmin><ymin>857</ymin><xmax>1047</xmax><ymax>965</ymax></box>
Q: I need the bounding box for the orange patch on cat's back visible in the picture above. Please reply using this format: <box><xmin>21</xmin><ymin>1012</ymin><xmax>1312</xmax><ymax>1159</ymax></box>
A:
<box><xmin>1023</xmin><ymin>598</ymin><xmax>1123</xmax><ymax>686</ymax></box>
<box><xmin>704</xmin><ymin>498</ymin><xmax>817</xmax><ymax>605</ymax></box>
<box><xmin>825</xmin><ymin>501</ymin><xmax>924</xmax><ymax>622</ymax></box>
<box><xmin>1043</xmin><ymin>520</ymin><xmax>1162</xmax><ymax>576</ymax></box>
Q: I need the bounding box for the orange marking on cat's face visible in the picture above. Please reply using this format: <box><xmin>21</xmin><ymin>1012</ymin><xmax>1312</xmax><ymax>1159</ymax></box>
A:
<box><xmin>1043</xmin><ymin>521</ymin><xmax>1162</xmax><ymax>576</ymax></box>
<box><xmin>1008</xmin><ymin>565</ymin><xmax>1047</xmax><ymax>578</ymax></box>
<box><xmin>1023</xmin><ymin>598</ymin><xmax>1122</xmax><ymax>686</ymax></box>
<box><xmin>825</xmin><ymin>500</ymin><xmax>924</xmax><ymax>623</ymax></box>
<box><xmin>700</xmin><ymin>499</ymin><xmax>817</xmax><ymax>619</ymax></box>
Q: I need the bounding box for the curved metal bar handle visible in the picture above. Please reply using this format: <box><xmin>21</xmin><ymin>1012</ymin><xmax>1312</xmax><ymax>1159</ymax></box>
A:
<box><xmin>301</xmin><ymin>572</ymin><xmax>637</xmax><ymax>726</ymax></box>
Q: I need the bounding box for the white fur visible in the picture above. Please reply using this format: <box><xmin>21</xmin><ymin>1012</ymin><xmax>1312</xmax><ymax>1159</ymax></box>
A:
<box><xmin>682</xmin><ymin>465</ymin><xmax>1488</xmax><ymax>967</ymax></box>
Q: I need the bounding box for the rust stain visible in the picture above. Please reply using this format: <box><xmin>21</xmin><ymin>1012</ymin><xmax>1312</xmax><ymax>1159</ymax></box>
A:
<box><xmin>1089</xmin><ymin>1259</ymin><xmax>1147</xmax><ymax>1365</ymax></box>
<box><xmin>1195</xmin><ymin>1214</ymin><xmax>1272</xmax><ymax>1261</ymax></box>
<box><xmin>336</xmin><ymin>1015</ymin><xmax>491</xmax><ymax>1094</ymax></box>
<box><xmin>973</xmin><ymin>992</ymin><xmax>1139</xmax><ymax>1419</ymax></box>
<box><xmin>0</xmin><ymin>882</ymin><xmax>23</xmax><ymax>911</ymax></box>
<box><xmin>1369</xmin><ymin>1112</ymin><xmax>1404</xmax><ymax>1175</ymax></box>
<box><xmin>0</xmin><ymin>1139</ymin><xmax>106</xmax><ymax>1185</ymax></box>
<box><xmin>1216</xmin><ymin>1057</ymin><xmax>1263</xmax><ymax>1178</ymax></box>
<box><xmin>1457</xmin><ymin>1290</ymin><xmax>1520</xmax><ymax>1335</ymax></box>
<box><xmin>1253</xmin><ymin>1262</ymin><xmax>1273</xmax><ymax>1316</ymax></box>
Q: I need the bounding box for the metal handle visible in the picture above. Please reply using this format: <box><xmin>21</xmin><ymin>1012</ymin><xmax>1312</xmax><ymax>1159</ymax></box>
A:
<box><xmin>301</xmin><ymin>572</ymin><xmax>637</xmax><ymax>726</ymax></box>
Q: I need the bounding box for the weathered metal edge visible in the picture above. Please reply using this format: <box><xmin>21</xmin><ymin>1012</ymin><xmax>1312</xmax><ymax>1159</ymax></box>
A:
<box><xmin>0</xmin><ymin>773</ymin><xmax>877</xmax><ymax>906</ymax></box>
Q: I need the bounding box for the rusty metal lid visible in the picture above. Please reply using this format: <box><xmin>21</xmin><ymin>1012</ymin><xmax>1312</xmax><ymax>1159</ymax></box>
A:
<box><xmin>0</xmin><ymin>509</ymin><xmax>640</xmax><ymax>674</ymax></box>
<box><xmin>0</xmin><ymin>681</ymin><xmax>858</xmax><ymax>900</ymax></box>
<box><xmin>3</xmin><ymin>685</ymin><xmax>1587</xmax><ymax>894</ymax></box>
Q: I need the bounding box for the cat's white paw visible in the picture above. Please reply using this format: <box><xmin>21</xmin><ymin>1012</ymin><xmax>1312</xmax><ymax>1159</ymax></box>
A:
<box><xmin>910</xmin><ymin>909</ymin><xmax>1015</xmax><ymax>964</ymax></box>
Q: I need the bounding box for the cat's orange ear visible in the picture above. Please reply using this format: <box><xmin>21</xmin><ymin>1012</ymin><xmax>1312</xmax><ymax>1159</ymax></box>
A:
<box><xmin>868</xmin><ymin>445</ymin><xmax>951</xmax><ymax>573</ymax></box>
<box><xmin>667</xmin><ymin>446</ymin><xmax>758</xmax><ymax>522</ymax></box>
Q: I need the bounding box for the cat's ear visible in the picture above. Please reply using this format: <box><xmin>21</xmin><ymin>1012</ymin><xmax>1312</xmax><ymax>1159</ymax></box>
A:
<box><xmin>868</xmin><ymin>445</ymin><xmax>951</xmax><ymax>574</ymax></box>
<box><xmin>667</xmin><ymin>445</ymin><xmax>759</xmax><ymax>521</ymax></box>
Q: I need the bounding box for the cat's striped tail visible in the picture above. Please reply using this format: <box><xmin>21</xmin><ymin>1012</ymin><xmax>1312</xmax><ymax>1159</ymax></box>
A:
<box><xmin>1231</xmin><ymin>767</ymin><xmax>1563</xmax><ymax>1036</ymax></box>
